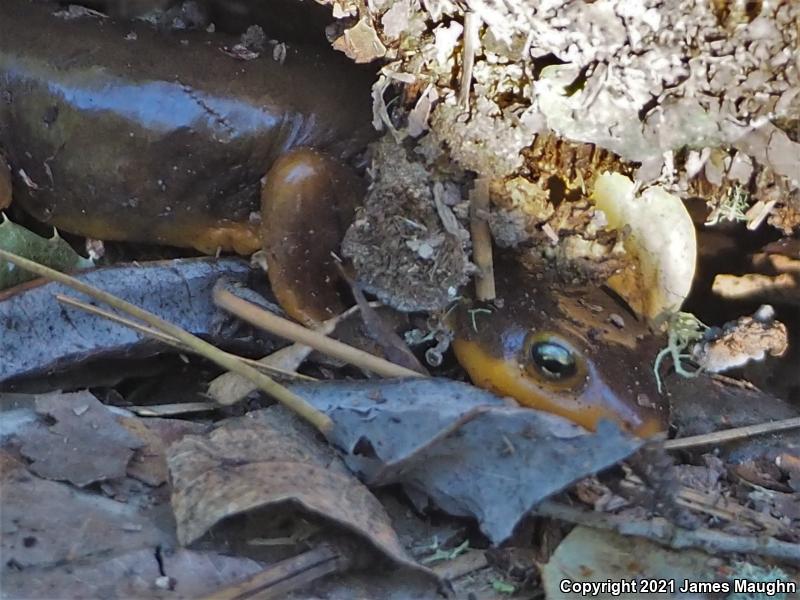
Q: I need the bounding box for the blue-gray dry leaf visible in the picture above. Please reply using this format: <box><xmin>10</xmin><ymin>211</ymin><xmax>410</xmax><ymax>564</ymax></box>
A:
<box><xmin>0</xmin><ymin>257</ymin><xmax>252</xmax><ymax>384</ymax></box>
<box><xmin>19</xmin><ymin>390</ymin><xmax>143</xmax><ymax>486</ymax></box>
<box><xmin>286</xmin><ymin>378</ymin><xmax>643</xmax><ymax>544</ymax></box>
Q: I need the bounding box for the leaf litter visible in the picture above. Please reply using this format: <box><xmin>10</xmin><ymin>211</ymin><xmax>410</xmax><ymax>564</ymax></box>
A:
<box><xmin>2</xmin><ymin>244</ymin><xmax>799</xmax><ymax>595</ymax></box>
<box><xmin>0</xmin><ymin>257</ymin><xmax>253</xmax><ymax>384</ymax></box>
<box><xmin>2</xmin><ymin>364</ymin><xmax>648</xmax><ymax>598</ymax></box>
<box><xmin>284</xmin><ymin>378</ymin><xmax>643</xmax><ymax>544</ymax></box>
<box><xmin>18</xmin><ymin>390</ymin><xmax>143</xmax><ymax>486</ymax></box>
<box><xmin>2</xmin><ymin>0</ymin><xmax>800</xmax><ymax>595</ymax></box>
<box><xmin>167</xmin><ymin>404</ymin><xmax>443</xmax><ymax>593</ymax></box>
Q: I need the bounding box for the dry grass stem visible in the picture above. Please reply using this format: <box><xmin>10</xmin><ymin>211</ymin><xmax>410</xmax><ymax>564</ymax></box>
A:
<box><xmin>0</xmin><ymin>249</ymin><xmax>332</xmax><ymax>433</ymax></box>
<box><xmin>127</xmin><ymin>402</ymin><xmax>218</xmax><ymax>416</ymax></box>
<box><xmin>206</xmin><ymin>305</ymin><xmax>359</xmax><ymax>405</ymax></box>
<box><xmin>56</xmin><ymin>294</ymin><xmax>315</xmax><ymax>382</ymax></box>
<box><xmin>663</xmin><ymin>417</ymin><xmax>800</xmax><ymax>450</ymax></box>
<box><xmin>213</xmin><ymin>287</ymin><xmax>425</xmax><ymax>379</ymax></box>
<box><xmin>469</xmin><ymin>178</ymin><xmax>496</xmax><ymax>301</ymax></box>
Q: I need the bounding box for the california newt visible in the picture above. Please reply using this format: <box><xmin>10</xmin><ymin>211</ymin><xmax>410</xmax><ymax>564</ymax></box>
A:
<box><xmin>0</xmin><ymin>1</ymin><xmax>666</xmax><ymax>436</ymax></box>
<box><xmin>451</xmin><ymin>264</ymin><xmax>668</xmax><ymax>437</ymax></box>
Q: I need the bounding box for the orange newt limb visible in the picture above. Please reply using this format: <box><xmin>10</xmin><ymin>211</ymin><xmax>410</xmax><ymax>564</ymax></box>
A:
<box><xmin>451</xmin><ymin>264</ymin><xmax>669</xmax><ymax>437</ymax></box>
<box><xmin>261</xmin><ymin>149</ymin><xmax>366</xmax><ymax>326</ymax></box>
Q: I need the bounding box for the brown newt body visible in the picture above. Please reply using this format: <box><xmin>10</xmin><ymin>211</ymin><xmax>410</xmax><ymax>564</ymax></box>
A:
<box><xmin>0</xmin><ymin>0</ymin><xmax>373</xmax><ymax>257</ymax></box>
<box><xmin>451</xmin><ymin>265</ymin><xmax>668</xmax><ymax>437</ymax></box>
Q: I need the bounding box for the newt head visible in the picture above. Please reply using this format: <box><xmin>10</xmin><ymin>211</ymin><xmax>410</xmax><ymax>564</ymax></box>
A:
<box><xmin>451</xmin><ymin>265</ymin><xmax>668</xmax><ymax>438</ymax></box>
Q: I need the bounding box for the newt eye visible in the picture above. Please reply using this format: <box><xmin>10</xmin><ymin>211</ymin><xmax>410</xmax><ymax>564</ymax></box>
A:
<box><xmin>523</xmin><ymin>332</ymin><xmax>587</xmax><ymax>389</ymax></box>
<box><xmin>529</xmin><ymin>340</ymin><xmax>577</xmax><ymax>380</ymax></box>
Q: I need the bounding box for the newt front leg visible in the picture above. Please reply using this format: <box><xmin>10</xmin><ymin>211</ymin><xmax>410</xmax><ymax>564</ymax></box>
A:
<box><xmin>261</xmin><ymin>148</ymin><xmax>365</xmax><ymax>326</ymax></box>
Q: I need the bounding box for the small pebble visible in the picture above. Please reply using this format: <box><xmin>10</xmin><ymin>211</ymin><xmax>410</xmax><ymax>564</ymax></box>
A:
<box><xmin>155</xmin><ymin>576</ymin><xmax>175</xmax><ymax>591</ymax></box>
<box><xmin>637</xmin><ymin>392</ymin><xmax>655</xmax><ymax>408</ymax></box>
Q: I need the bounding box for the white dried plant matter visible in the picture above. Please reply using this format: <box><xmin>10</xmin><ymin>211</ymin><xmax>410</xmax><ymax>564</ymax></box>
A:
<box><xmin>321</xmin><ymin>0</ymin><xmax>799</xmax><ymax>312</ymax></box>
<box><xmin>323</xmin><ymin>0</ymin><xmax>799</xmax><ymax>205</ymax></box>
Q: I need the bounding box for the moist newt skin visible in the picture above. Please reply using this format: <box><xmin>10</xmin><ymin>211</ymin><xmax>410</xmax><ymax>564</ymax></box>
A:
<box><xmin>261</xmin><ymin>148</ymin><xmax>365</xmax><ymax>324</ymax></box>
<box><xmin>451</xmin><ymin>264</ymin><xmax>668</xmax><ymax>437</ymax></box>
<box><xmin>0</xmin><ymin>0</ymin><xmax>374</xmax><ymax>255</ymax></box>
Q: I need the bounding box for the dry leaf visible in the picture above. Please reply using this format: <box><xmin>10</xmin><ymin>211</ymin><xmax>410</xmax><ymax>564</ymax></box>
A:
<box><xmin>542</xmin><ymin>526</ymin><xmax>725</xmax><ymax>599</ymax></box>
<box><xmin>284</xmin><ymin>378</ymin><xmax>643</xmax><ymax>544</ymax></box>
<box><xmin>19</xmin><ymin>391</ymin><xmax>143</xmax><ymax>486</ymax></box>
<box><xmin>167</xmin><ymin>406</ymin><xmax>438</xmax><ymax>585</ymax></box>
<box><xmin>0</xmin><ymin>258</ymin><xmax>252</xmax><ymax>384</ymax></box>
<box><xmin>121</xmin><ymin>417</ymin><xmax>208</xmax><ymax>487</ymax></box>
<box><xmin>0</xmin><ymin>450</ymin><xmax>173</xmax><ymax>570</ymax></box>
<box><xmin>2</xmin><ymin>545</ymin><xmax>265</xmax><ymax>599</ymax></box>
<box><xmin>332</xmin><ymin>18</ymin><xmax>386</xmax><ymax>63</ymax></box>
<box><xmin>667</xmin><ymin>373</ymin><xmax>800</xmax><ymax>464</ymax></box>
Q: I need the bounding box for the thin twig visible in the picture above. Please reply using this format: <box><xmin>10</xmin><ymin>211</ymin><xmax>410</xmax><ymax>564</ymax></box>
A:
<box><xmin>431</xmin><ymin>549</ymin><xmax>488</xmax><ymax>581</ymax></box>
<box><xmin>56</xmin><ymin>294</ymin><xmax>314</xmax><ymax>382</ymax></box>
<box><xmin>338</xmin><ymin>263</ymin><xmax>429</xmax><ymax>375</ymax></box>
<box><xmin>621</xmin><ymin>475</ymin><xmax>791</xmax><ymax>537</ymax></box>
<box><xmin>469</xmin><ymin>178</ymin><xmax>496</xmax><ymax>301</ymax></box>
<box><xmin>662</xmin><ymin>416</ymin><xmax>800</xmax><ymax>450</ymax></box>
<box><xmin>535</xmin><ymin>500</ymin><xmax>800</xmax><ymax>562</ymax></box>
<box><xmin>207</xmin><ymin>302</ymin><xmax>367</xmax><ymax>405</ymax></box>
<box><xmin>458</xmin><ymin>11</ymin><xmax>480</xmax><ymax>109</ymax></box>
<box><xmin>207</xmin><ymin>299</ymin><xmax>399</xmax><ymax>405</ymax></box>
<box><xmin>201</xmin><ymin>543</ymin><xmax>349</xmax><ymax>600</ymax></box>
<box><xmin>0</xmin><ymin>249</ymin><xmax>332</xmax><ymax>433</ymax></box>
<box><xmin>214</xmin><ymin>287</ymin><xmax>425</xmax><ymax>379</ymax></box>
